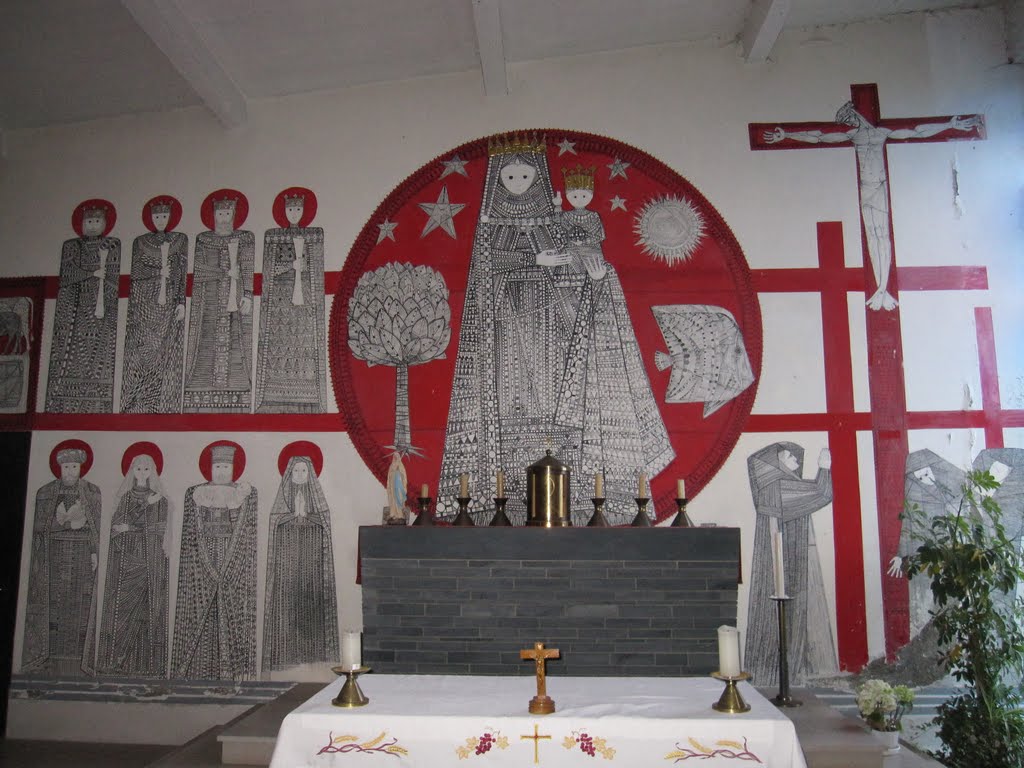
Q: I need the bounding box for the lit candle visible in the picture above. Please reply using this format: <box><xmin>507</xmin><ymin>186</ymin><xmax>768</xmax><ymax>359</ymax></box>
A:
<box><xmin>459</xmin><ymin>473</ymin><xmax>469</xmax><ymax>497</ymax></box>
<box><xmin>420</xmin><ymin>483</ymin><xmax>429</xmax><ymax>499</ymax></box>
<box><xmin>594</xmin><ymin>473</ymin><xmax>604</xmax><ymax>498</ymax></box>
<box><xmin>772</xmin><ymin>530</ymin><xmax>787</xmax><ymax>597</ymax></box>
<box><xmin>676</xmin><ymin>478</ymin><xmax>686</xmax><ymax>499</ymax></box>
<box><xmin>496</xmin><ymin>470</ymin><xmax>505</xmax><ymax>498</ymax></box>
<box><xmin>638</xmin><ymin>473</ymin><xmax>648</xmax><ymax>498</ymax></box>
<box><xmin>717</xmin><ymin>625</ymin><xmax>741</xmax><ymax>677</ymax></box>
<box><xmin>341</xmin><ymin>631</ymin><xmax>361</xmax><ymax>670</ymax></box>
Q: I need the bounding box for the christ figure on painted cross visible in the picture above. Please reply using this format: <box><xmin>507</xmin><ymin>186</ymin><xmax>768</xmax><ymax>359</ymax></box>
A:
<box><xmin>762</xmin><ymin>105</ymin><xmax>981</xmax><ymax>311</ymax></box>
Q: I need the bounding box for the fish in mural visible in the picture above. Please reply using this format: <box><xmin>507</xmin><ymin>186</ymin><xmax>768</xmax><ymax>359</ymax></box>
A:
<box><xmin>653</xmin><ymin>304</ymin><xmax>754</xmax><ymax>417</ymax></box>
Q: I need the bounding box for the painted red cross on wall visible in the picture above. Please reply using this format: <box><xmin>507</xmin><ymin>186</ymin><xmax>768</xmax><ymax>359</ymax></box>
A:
<box><xmin>747</xmin><ymin>83</ymin><xmax>1005</xmax><ymax>665</ymax></box>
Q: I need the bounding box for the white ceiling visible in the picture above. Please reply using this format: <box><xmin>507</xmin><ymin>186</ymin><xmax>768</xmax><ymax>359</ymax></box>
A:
<box><xmin>0</xmin><ymin>0</ymin><xmax>1003</xmax><ymax>132</ymax></box>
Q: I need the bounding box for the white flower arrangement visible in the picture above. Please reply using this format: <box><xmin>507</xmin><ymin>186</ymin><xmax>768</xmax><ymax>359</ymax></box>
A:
<box><xmin>855</xmin><ymin>679</ymin><xmax>914</xmax><ymax>732</ymax></box>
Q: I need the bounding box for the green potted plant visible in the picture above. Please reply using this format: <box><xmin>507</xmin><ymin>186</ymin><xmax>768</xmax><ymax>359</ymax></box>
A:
<box><xmin>856</xmin><ymin>679</ymin><xmax>914</xmax><ymax>752</ymax></box>
<box><xmin>902</xmin><ymin>469</ymin><xmax>1024</xmax><ymax>768</ymax></box>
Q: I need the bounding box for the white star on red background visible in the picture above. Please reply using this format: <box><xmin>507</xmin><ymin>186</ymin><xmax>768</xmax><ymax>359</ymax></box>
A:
<box><xmin>419</xmin><ymin>187</ymin><xmax>466</xmax><ymax>239</ymax></box>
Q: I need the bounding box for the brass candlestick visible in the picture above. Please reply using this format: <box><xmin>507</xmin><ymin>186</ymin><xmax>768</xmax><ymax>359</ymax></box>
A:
<box><xmin>489</xmin><ymin>497</ymin><xmax>512</xmax><ymax>526</ymax></box>
<box><xmin>331</xmin><ymin>666</ymin><xmax>370</xmax><ymax>708</ymax></box>
<box><xmin>630</xmin><ymin>497</ymin><xmax>652</xmax><ymax>527</ymax></box>
<box><xmin>711</xmin><ymin>671</ymin><xmax>751</xmax><ymax>713</ymax></box>
<box><xmin>412</xmin><ymin>496</ymin><xmax>433</xmax><ymax>526</ymax></box>
<box><xmin>452</xmin><ymin>496</ymin><xmax>475</xmax><ymax>526</ymax></box>
<box><xmin>770</xmin><ymin>596</ymin><xmax>802</xmax><ymax>707</ymax></box>
<box><xmin>670</xmin><ymin>497</ymin><xmax>693</xmax><ymax>527</ymax></box>
<box><xmin>587</xmin><ymin>497</ymin><xmax>610</xmax><ymax>527</ymax></box>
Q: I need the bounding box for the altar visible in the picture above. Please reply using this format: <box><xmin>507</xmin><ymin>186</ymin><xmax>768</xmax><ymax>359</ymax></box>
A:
<box><xmin>269</xmin><ymin>674</ymin><xmax>806</xmax><ymax>767</ymax></box>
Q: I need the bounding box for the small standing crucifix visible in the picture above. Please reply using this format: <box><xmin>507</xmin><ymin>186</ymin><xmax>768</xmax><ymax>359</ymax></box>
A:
<box><xmin>520</xmin><ymin>641</ymin><xmax>560</xmax><ymax>714</ymax></box>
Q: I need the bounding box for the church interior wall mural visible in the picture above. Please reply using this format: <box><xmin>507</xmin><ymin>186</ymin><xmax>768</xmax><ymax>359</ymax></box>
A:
<box><xmin>0</xmin><ymin>6</ymin><xmax>1020</xmax><ymax>741</ymax></box>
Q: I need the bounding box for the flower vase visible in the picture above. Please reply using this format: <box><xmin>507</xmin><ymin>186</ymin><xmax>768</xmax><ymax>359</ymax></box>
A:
<box><xmin>870</xmin><ymin>728</ymin><xmax>901</xmax><ymax>766</ymax></box>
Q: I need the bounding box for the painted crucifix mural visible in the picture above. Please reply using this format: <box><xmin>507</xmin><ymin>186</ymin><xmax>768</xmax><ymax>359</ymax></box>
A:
<box><xmin>750</xmin><ymin>84</ymin><xmax>986</xmax><ymax>660</ymax></box>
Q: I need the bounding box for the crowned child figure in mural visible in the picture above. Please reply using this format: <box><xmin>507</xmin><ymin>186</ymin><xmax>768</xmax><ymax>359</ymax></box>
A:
<box><xmin>97</xmin><ymin>448</ymin><xmax>171</xmax><ymax>677</ymax></box>
<box><xmin>172</xmin><ymin>443</ymin><xmax>258</xmax><ymax>680</ymax></box>
<box><xmin>744</xmin><ymin>442</ymin><xmax>837</xmax><ymax>686</ymax></box>
<box><xmin>263</xmin><ymin>448</ymin><xmax>339</xmax><ymax>675</ymax></box>
<box><xmin>22</xmin><ymin>443</ymin><xmax>101</xmax><ymax>677</ymax></box>
<box><xmin>184</xmin><ymin>191</ymin><xmax>255</xmax><ymax>413</ymax></box>
<box><xmin>437</xmin><ymin>135</ymin><xmax>673</xmax><ymax>525</ymax></box>
<box><xmin>255</xmin><ymin>188</ymin><xmax>328</xmax><ymax>413</ymax></box>
<box><xmin>121</xmin><ymin>197</ymin><xmax>188</xmax><ymax>413</ymax></box>
<box><xmin>45</xmin><ymin>200</ymin><xmax>121</xmax><ymax>413</ymax></box>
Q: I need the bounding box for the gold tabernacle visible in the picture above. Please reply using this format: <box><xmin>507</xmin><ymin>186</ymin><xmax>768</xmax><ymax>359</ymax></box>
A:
<box><xmin>525</xmin><ymin>450</ymin><xmax>572</xmax><ymax>527</ymax></box>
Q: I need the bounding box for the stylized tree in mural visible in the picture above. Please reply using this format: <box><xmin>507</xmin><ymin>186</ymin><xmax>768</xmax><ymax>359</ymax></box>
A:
<box><xmin>348</xmin><ymin>262</ymin><xmax>451</xmax><ymax>455</ymax></box>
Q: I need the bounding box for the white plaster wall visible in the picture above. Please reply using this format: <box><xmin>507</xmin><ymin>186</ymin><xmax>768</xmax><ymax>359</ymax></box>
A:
<box><xmin>0</xmin><ymin>5</ymin><xmax>1021</xmax><ymax>744</ymax></box>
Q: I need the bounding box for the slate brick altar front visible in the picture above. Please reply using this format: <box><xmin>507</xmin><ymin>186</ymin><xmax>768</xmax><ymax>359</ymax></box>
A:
<box><xmin>359</xmin><ymin>527</ymin><xmax>741</xmax><ymax>677</ymax></box>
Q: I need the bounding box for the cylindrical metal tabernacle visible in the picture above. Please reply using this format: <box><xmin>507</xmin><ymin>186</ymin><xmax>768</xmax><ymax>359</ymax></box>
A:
<box><xmin>525</xmin><ymin>450</ymin><xmax>572</xmax><ymax>527</ymax></box>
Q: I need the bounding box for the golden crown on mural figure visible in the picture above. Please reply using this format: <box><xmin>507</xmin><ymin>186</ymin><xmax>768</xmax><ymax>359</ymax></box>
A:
<box><xmin>283</xmin><ymin>193</ymin><xmax>305</xmax><ymax>205</ymax></box>
<box><xmin>212</xmin><ymin>196</ymin><xmax>238</xmax><ymax>211</ymax></box>
<box><xmin>488</xmin><ymin>132</ymin><xmax>546</xmax><ymax>157</ymax></box>
<box><xmin>149</xmin><ymin>201</ymin><xmax>172</xmax><ymax>215</ymax></box>
<box><xmin>562</xmin><ymin>164</ymin><xmax>596</xmax><ymax>191</ymax></box>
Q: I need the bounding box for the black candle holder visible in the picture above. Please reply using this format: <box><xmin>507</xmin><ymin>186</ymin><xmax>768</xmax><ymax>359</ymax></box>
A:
<box><xmin>452</xmin><ymin>496</ymin><xmax>475</xmax><ymax>526</ymax></box>
<box><xmin>587</xmin><ymin>497</ymin><xmax>610</xmax><ymax>527</ymax></box>
<box><xmin>670</xmin><ymin>497</ymin><xmax>693</xmax><ymax>527</ymax></box>
<box><xmin>770</xmin><ymin>596</ymin><xmax>802</xmax><ymax>707</ymax></box>
<box><xmin>412</xmin><ymin>495</ymin><xmax>433</xmax><ymax>526</ymax></box>
<box><xmin>630</xmin><ymin>497</ymin><xmax>652</xmax><ymax>527</ymax></box>
<box><xmin>489</xmin><ymin>496</ymin><xmax>512</xmax><ymax>526</ymax></box>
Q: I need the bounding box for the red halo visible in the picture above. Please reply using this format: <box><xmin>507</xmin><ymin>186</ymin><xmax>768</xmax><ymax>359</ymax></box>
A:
<box><xmin>141</xmin><ymin>195</ymin><xmax>183</xmax><ymax>233</ymax></box>
<box><xmin>198</xmin><ymin>440</ymin><xmax>246</xmax><ymax>482</ymax></box>
<box><xmin>272</xmin><ymin>187</ymin><xmax>318</xmax><ymax>228</ymax></box>
<box><xmin>71</xmin><ymin>199</ymin><xmax>117</xmax><ymax>237</ymax></box>
<box><xmin>49</xmin><ymin>439</ymin><xmax>94</xmax><ymax>478</ymax></box>
<box><xmin>278</xmin><ymin>441</ymin><xmax>324</xmax><ymax>476</ymax></box>
<box><xmin>121</xmin><ymin>441</ymin><xmax>164</xmax><ymax>476</ymax></box>
<box><xmin>200</xmin><ymin>188</ymin><xmax>249</xmax><ymax>231</ymax></box>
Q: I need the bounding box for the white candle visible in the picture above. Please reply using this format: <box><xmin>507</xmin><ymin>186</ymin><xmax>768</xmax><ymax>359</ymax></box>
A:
<box><xmin>638</xmin><ymin>473</ymin><xmax>648</xmax><ymax>498</ymax></box>
<box><xmin>341</xmin><ymin>631</ymin><xmax>361</xmax><ymax>670</ymax></box>
<box><xmin>772</xmin><ymin>530</ymin><xmax>787</xmax><ymax>597</ymax></box>
<box><xmin>459</xmin><ymin>473</ymin><xmax>469</xmax><ymax>497</ymax></box>
<box><xmin>496</xmin><ymin>470</ymin><xmax>505</xmax><ymax>498</ymax></box>
<box><xmin>594</xmin><ymin>473</ymin><xmax>604</xmax><ymax>498</ymax></box>
<box><xmin>676</xmin><ymin>478</ymin><xmax>686</xmax><ymax>499</ymax></box>
<box><xmin>717</xmin><ymin>625</ymin><xmax>741</xmax><ymax>677</ymax></box>
<box><xmin>420</xmin><ymin>483</ymin><xmax>429</xmax><ymax>499</ymax></box>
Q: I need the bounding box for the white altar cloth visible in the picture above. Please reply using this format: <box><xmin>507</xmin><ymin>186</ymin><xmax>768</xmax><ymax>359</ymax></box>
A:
<box><xmin>270</xmin><ymin>674</ymin><xmax>806</xmax><ymax>767</ymax></box>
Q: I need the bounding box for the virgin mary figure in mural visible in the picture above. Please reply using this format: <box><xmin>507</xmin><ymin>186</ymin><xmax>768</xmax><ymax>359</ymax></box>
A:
<box><xmin>96</xmin><ymin>449</ymin><xmax>171</xmax><ymax>677</ymax></box>
<box><xmin>255</xmin><ymin>188</ymin><xmax>328</xmax><ymax>413</ymax></box>
<box><xmin>21</xmin><ymin>443</ymin><xmax>101</xmax><ymax>677</ymax></box>
<box><xmin>120</xmin><ymin>196</ymin><xmax>188</xmax><ymax>413</ymax></box>
<box><xmin>262</xmin><ymin>450</ymin><xmax>339</xmax><ymax>675</ymax></box>
<box><xmin>437</xmin><ymin>134</ymin><xmax>672</xmax><ymax>525</ymax></box>
<box><xmin>45</xmin><ymin>200</ymin><xmax>120</xmax><ymax>413</ymax></box>
<box><xmin>744</xmin><ymin>441</ymin><xmax>836</xmax><ymax>686</ymax></box>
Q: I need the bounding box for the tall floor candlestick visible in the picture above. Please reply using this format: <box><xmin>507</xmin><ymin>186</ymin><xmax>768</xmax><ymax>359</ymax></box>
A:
<box><xmin>770</xmin><ymin>596</ymin><xmax>802</xmax><ymax>707</ymax></box>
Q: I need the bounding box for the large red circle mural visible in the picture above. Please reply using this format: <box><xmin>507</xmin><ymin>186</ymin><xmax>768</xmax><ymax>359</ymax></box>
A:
<box><xmin>330</xmin><ymin>130</ymin><xmax>761</xmax><ymax>525</ymax></box>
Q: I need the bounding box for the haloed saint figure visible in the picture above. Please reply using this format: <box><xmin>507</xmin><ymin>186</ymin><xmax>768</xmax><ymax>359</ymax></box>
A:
<box><xmin>97</xmin><ymin>448</ymin><xmax>171</xmax><ymax>677</ymax></box>
<box><xmin>46</xmin><ymin>201</ymin><xmax>120</xmax><ymax>413</ymax></box>
<box><xmin>263</xmin><ymin>448</ymin><xmax>339</xmax><ymax>674</ymax></box>
<box><xmin>255</xmin><ymin>188</ymin><xmax>328</xmax><ymax>413</ymax></box>
<box><xmin>22</xmin><ymin>443</ymin><xmax>101</xmax><ymax>676</ymax></box>
<box><xmin>438</xmin><ymin>136</ymin><xmax>672</xmax><ymax>525</ymax></box>
<box><xmin>121</xmin><ymin>197</ymin><xmax>188</xmax><ymax>413</ymax></box>
<box><xmin>171</xmin><ymin>443</ymin><xmax>258</xmax><ymax>680</ymax></box>
<box><xmin>184</xmin><ymin>191</ymin><xmax>255</xmax><ymax>413</ymax></box>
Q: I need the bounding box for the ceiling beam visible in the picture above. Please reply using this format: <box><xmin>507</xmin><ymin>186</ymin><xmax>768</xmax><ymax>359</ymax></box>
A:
<box><xmin>121</xmin><ymin>0</ymin><xmax>247</xmax><ymax>128</ymax></box>
<box><xmin>471</xmin><ymin>0</ymin><xmax>508</xmax><ymax>97</ymax></box>
<box><xmin>740</xmin><ymin>0</ymin><xmax>791</xmax><ymax>63</ymax></box>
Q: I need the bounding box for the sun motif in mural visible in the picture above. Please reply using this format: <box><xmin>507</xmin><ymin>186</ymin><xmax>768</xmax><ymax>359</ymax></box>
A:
<box><xmin>634</xmin><ymin>195</ymin><xmax>705</xmax><ymax>265</ymax></box>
